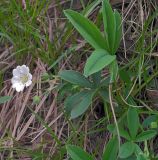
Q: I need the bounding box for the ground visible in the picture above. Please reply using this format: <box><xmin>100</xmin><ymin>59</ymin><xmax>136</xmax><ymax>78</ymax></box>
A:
<box><xmin>0</xmin><ymin>0</ymin><xmax>158</xmax><ymax>160</ymax></box>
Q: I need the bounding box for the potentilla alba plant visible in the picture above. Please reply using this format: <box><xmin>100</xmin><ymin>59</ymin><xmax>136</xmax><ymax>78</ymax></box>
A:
<box><xmin>59</xmin><ymin>0</ymin><xmax>122</xmax><ymax>119</ymax></box>
<box><xmin>11</xmin><ymin>65</ymin><xmax>32</xmax><ymax>92</ymax></box>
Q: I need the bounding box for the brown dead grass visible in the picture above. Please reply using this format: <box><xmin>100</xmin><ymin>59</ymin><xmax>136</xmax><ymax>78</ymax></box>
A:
<box><xmin>0</xmin><ymin>0</ymin><xmax>158</xmax><ymax>159</ymax></box>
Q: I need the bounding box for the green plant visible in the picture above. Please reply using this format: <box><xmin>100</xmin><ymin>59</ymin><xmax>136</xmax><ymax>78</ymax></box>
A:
<box><xmin>66</xmin><ymin>138</ymin><xmax>118</xmax><ymax>160</ymax></box>
<box><xmin>66</xmin><ymin>144</ymin><xmax>94</xmax><ymax>160</ymax></box>
<box><xmin>1</xmin><ymin>0</ymin><xmax>158</xmax><ymax>159</ymax></box>
<box><xmin>107</xmin><ymin>108</ymin><xmax>157</xmax><ymax>159</ymax></box>
<box><xmin>65</xmin><ymin>108</ymin><xmax>157</xmax><ymax>160</ymax></box>
<box><xmin>0</xmin><ymin>96</ymin><xmax>12</xmax><ymax>104</ymax></box>
<box><xmin>59</xmin><ymin>0</ymin><xmax>122</xmax><ymax>119</ymax></box>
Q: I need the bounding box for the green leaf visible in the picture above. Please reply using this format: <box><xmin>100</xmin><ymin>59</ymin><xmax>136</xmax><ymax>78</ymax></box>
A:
<box><xmin>136</xmin><ymin>155</ymin><xmax>149</xmax><ymax>160</ymax></box>
<box><xmin>64</xmin><ymin>9</ymin><xmax>108</xmax><ymax>50</ymax></box>
<box><xmin>119</xmin><ymin>127</ymin><xmax>131</xmax><ymax>140</ymax></box>
<box><xmin>0</xmin><ymin>96</ymin><xmax>12</xmax><ymax>104</ymax></box>
<box><xmin>82</xmin><ymin>0</ymin><xmax>102</xmax><ymax>17</ymax></box>
<box><xmin>84</xmin><ymin>49</ymin><xmax>116</xmax><ymax>77</ymax></box>
<box><xmin>119</xmin><ymin>69</ymin><xmax>131</xmax><ymax>84</ymax></box>
<box><xmin>118</xmin><ymin>155</ymin><xmax>137</xmax><ymax>160</ymax></box>
<box><xmin>107</xmin><ymin>124</ymin><xmax>115</xmax><ymax>133</ymax></box>
<box><xmin>134</xmin><ymin>144</ymin><xmax>143</xmax><ymax>155</ymax></box>
<box><xmin>59</xmin><ymin>70</ymin><xmax>93</xmax><ymax>88</ymax></box>
<box><xmin>102</xmin><ymin>0</ymin><xmax>116</xmax><ymax>54</ymax></box>
<box><xmin>99</xmin><ymin>89</ymin><xmax>109</xmax><ymax>103</ymax></box>
<box><xmin>142</xmin><ymin>115</ymin><xmax>158</xmax><ymax>128</ymax></box>
<box><xmin>127</xmin><ymin>108</ymin><xmax>139</xmax><ymax>139</ymax></box>
<box><xmin>102</xmin><ymin>137</ymin><xmax>118</xmax><ymax>160</ymax></box>
<box><xmin>135</xmin><ymin>130</ymin><xmax>157</xmax><ymax>142</ymax></box>
<box><xmin>109</xmin><ymin>60</ymin><xmax>118</xmax><ymax>83</ymax></box>
<box><xmin>64</xmin><ymin>90</ymin><xmax>95</xmax><ymax>119</ymax></box>
<box><xmin>119</xmin><ymin>142</ymin><xmax>135</xmax><ymax>159</ymax></box>
<box><xmin>66</xmin><ymin>145</ymin><xmax>94</xmax><ymax>160</ymax></box>
<box><xmin>91</xmin><ymin>71</ymin><xmax>101</xmax><ymax>86</ymax></box>
<box><xmin>113</xmin><ymin>10</ymin><xmax>122</xmax><ymax>53</ymax></box>
<box><xmin>107</xmin><ymin>124</ymin><xmax>130</xmax><ymax>140</ymax></box>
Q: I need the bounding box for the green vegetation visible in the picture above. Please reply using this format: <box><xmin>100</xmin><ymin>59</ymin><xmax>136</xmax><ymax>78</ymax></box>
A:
<box><xmin>0</xmin><ymin>0</ymin><xmax>158</xmax><ymax>159</ymax></box>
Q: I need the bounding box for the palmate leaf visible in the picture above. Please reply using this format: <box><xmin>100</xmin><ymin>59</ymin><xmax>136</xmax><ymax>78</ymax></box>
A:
<box><xmin>136</xmin><ymin>155</ymin><xmax>149</xmax><ymax>160</ymax></box>
<box><xmin>64</xmin><ymin>9</ymin><xmax>109</xmax><ymax>50</ymax></box>
<box><xmin>142</xmin><ymin>115</ymin><xmax>158</xmax><ymax>128</ymax></box>
<box><xmin>107</xmin><ymin>124</ymin><xmax>131</xmax><ymax>140</ymax></box>
<box><xmin>135</xmin><ymin>130</ymin><xmax>157</xmax><ymax>142</ymax></box>
<box><xmin>84</xmin><ymin>49</ymin><xmax>116</xmax><ymax>77</ymax></box>
<box><xmin>59</xmin><ymin>70</ymin><xmax>93</xmax><ymax>88</ymax></box>
<box><xmin>113</xmin><ymin>10</ymin><xmax>122</xmax><ymax>54</ymax></box>
<box><xmin>119</xmin><ymin>142</ymin><xmax>135</xmax><ymax>159</ymax></box>
<box><xmin>102</xmin><ymin>0</ymin><xmax>122</xmax><ymax>55</ymax></box>
<box><xmin>109</xmin><ymin>60</ymin><xmax>118</xmax><ymax>83</ymax></box>
<box><xmin>127</xmin><ymin>108</ymin><xmax>139</xmax><ymax>139</ymax></box>
<box><xmin>66</xmin><ymin>145</ymin><xmax>94</xmax><ymax>160</ymax></box>
<box><xmin>64</xmin><ymin>90</ymin><xmax>95</xmax><ymax>119</ymax></box>
<box><xmin>91</xmin><ymin>71</ymin><xmax>101</xmax><ymax>86</ymax></box>
<box><xmin>102</xmin><ymin>0</ymin><xmax>116</xmax><ymax>54</ymax></box>
<box><xmin>102</xmin><ymin>137</ymin><xmax>119</xmax><ymax>160</ymax></box>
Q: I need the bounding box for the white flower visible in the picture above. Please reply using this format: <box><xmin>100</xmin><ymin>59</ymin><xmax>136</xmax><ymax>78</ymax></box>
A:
<box><xmin>11</xmin><ymin>65</ymin><xmax>32</xmax><ymax>92</ymax></box>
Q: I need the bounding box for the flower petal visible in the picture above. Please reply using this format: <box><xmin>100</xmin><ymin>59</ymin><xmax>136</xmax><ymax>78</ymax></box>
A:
<box><xmin>16</xmin><ymin>66</ymin><xmax>22</xmax><ymax>72</ymax></box>
<box><xmin>15</xmin><ymin>65</ymin><xmax>29</xmax><ymax>75</ymax></box>
<box><xmin>25</xmin><ymin>80</ymin><xmax>32</xmax><ymax>87</ymax></box>
<box><xmin>21</xmin><ymin>65</ymin><xmax>29</xmax><ymax>74</ymax></box>
<box><xmin>12</xmin><ymin>83</ymin><xmax>25</xmax><ymax>92</ymax></box>
<box><xmin>13</xmin><ymin>68</ymin><xmax>20</xmax><ymax>77</ymax></box>
<box><xmin>11</xmin><ymin>77</ymin><xmax>20</xmax><ymax>84</ymax></box>
<box><xmin>28</xmin><ymin>73</ymin><xmax>32</xmax><ymax>80</ymax></box>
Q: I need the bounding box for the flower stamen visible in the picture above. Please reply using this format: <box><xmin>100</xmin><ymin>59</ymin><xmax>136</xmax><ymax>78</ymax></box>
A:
<box><xmin>20</xmin><ymin>74</ymin><xmax>29</xmax><ymax>84</ymax></box>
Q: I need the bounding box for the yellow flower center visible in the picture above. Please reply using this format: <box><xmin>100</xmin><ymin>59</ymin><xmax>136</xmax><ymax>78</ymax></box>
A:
<box><xmin>20</xmin><ymin>74</ymin><xmax>28</xmax><ymax>84</ymax></box>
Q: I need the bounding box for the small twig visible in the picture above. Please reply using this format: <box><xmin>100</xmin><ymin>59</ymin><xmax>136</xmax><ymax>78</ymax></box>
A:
<box><xmin>109</xmin><ymin>84</ymin><xmax>120</xmax><ymax>150</ymax></box>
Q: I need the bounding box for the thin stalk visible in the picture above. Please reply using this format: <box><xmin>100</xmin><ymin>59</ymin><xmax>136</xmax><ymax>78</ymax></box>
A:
<box><xmin>109</xmin><ymin>84</ymin><xmax>120</xmax><ymax>150</ymax></box>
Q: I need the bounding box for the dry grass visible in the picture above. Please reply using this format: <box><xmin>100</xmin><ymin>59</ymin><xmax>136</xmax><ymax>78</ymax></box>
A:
<box><xmin>0</xmin><ymin>0</ymin><xmax>158</xmax><ymax>159</ymax></box>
